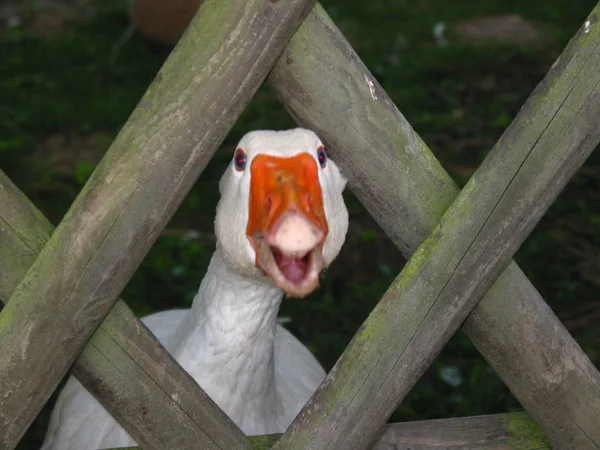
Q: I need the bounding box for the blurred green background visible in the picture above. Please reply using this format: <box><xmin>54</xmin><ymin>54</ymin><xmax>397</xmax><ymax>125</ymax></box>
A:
<box><xmin>1</xmin><ymin>0</ymin><xmax>599</xmax><ymax>447</ymax></box>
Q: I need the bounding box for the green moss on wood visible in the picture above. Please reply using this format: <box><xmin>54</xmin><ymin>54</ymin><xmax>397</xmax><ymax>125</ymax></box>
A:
<box><xmin>502</xmin><ymin>413</ymin><xmax>552</xmax><ymax>449</ymax></box>
<box><xmin>248</xmin><ymin>434</ymin><xmax>281</xmax><ymax>449</ymax></box>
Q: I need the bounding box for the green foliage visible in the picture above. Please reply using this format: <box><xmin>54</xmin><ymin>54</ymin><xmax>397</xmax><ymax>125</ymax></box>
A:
<box><xmin>1</xmin><ymin>0</ymin><xmax>598</xmax><ymax>448</ymax></box>
<box><xmin>73</xmin><ymin>161</ymin><xmax>94</xmax><ymax>185</ymax></box>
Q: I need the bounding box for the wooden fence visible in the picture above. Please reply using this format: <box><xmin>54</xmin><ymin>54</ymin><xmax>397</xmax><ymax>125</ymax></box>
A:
<box><xmin>1</xmin><ymin>0</ymin><xmax>599</xmax><ymax>448</ymax></box>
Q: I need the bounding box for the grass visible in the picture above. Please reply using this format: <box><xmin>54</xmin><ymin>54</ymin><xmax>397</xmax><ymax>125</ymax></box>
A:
<box><xmin>1</xmin><ymin>0</ymin><xmax>599</xmax><ymax>447</ymax></box>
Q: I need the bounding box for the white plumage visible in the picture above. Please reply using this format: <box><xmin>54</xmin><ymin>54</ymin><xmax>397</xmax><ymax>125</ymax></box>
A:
<box><xmin>42</xmin><ymin>128</ymin><xmax>349</xmax><ymax>449</ymax></box>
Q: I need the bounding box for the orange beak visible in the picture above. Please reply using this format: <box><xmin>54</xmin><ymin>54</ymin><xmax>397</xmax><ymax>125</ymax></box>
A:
<box><xmin>246</xmin><ymin>153</ymin><xmax>328</xmax><ymax>297</ymax></box>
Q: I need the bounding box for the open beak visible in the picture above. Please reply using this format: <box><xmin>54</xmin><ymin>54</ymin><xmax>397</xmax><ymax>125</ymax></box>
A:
<box><xmin>247</xmin><ymin>153</ymin><xmax>328</xmax><ymax>297</ymax></box>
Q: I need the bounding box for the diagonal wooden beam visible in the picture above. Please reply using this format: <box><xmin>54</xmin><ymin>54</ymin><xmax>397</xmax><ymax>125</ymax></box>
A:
<box><xmin>0</xmin><ymin>0</ymin><xmax>316</xmax><ymax>446</ymax></box>
<box><xmin>268</xmin><ymin>3</ymin><xmax>600</xmax><ymax>449</ymax></box>
<box><xmin>0</xmin><ymin>169</ymin><xmax>252</xmax><ymax>449</ymax></box>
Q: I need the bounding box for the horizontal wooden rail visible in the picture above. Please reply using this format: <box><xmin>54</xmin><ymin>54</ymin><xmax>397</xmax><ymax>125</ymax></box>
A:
<box><xmin>268</xmin><ymin>3</ymin><xmax>600</xmax><ymax>449</ymax></box>
<box><xmin>0</xmin><ymin>0</ymin><xmax>316</xmax><ymax>447</ymax></box>
<box><xmin>105</xmin><ymin>412</ymin><xmax>551</xmax><ymax>450</ymax></box>
<box><xmin>371</xmin><ymin>413</ymin><xmax>551</xmax><ymax>450</ymax></box>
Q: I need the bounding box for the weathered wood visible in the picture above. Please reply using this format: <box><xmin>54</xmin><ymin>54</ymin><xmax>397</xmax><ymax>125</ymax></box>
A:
<box><xmin>105</xmin><ymin>434</ymin><xmax>280</xmax><ymax>450</ymax></box>
<box><xmin>269</xmin><ymin>4</ymin><xmax>600</xmax><ymax>450</ymax></box>
<box><xmin>0</xmin><ymin>0</ymin><xmax>316</xmax><ymax>446</ymax></box>
<box><xmin>372</xmin><ymin>413</ymin><xmax>551</xmax><ymax>450</ymax></box>
<box><xmin>0</xmin><ymin>177</ymin><xmax>55</xmax><ymax>303</ymax></box>
<box><xmin>105</xmin><ymin>412</ymin><xmax>551</xmax><ymax>450</ymax></box>
<box><xmin>0</xmin><ymin>175</ymin><xmax>254</xmax><ymax>449</ymax></box>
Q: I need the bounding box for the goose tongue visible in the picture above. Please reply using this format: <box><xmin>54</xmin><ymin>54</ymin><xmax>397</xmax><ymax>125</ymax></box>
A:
<box><xmin>273</xmin><ymin>250</ymin><xmax>309</xmax><ymax>285</ymax></box>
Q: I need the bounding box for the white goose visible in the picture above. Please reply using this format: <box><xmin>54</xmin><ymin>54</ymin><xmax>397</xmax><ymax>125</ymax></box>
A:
<box><xmin>42</xmin><ymin>128</ymin><xmax>349</xmax><ymax>449</ymax></box>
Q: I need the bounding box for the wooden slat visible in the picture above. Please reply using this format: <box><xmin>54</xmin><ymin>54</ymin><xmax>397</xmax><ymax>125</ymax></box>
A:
<box><xmin>105</xmin><ymin>433</ymin><xmax>281</xmax><ymax>450</ymax></box>
<box><xmin>105</xmin><ymin>412</ymin><xmax>551</xmax><ymax>450</ymax></box>
<box><xmin>0</xmin><ymin>0</ymin><xmax>317</xmax><ymax>447</ymax></box>
<box><xmin>0</xmin><ymin>177</ymin><xmax>54</xmax><ymax>303</ymax></box>
<box><xmin>0</xmin><ymin>150</ymin><xmax>252</xmax><ymax>448</ymax></box>
<box><xmin>268</xmin><ymin>3</ymin><xmax>600</xmax><ymax>450</ymax></box>
<box><xmin>372</xmin><ymin>413</ymin><xmax>551</xmax><ymax>450</ymax></box>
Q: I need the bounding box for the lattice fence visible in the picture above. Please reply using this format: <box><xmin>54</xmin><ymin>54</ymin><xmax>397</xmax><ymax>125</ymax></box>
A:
<box><xmin>1</xmin><ymin>1</ymin><xmax>600</xmax><ymax>449</ymax></box>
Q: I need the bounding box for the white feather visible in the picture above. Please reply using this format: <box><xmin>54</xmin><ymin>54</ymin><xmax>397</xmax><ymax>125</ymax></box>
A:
<box><xmin>42</xmin><ymin>129</ymin><xmax>348</xmax><ymax>449</ymax></box>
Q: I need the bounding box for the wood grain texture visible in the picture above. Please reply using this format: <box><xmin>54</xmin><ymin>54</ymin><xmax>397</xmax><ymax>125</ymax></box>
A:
<box><xmin>371</xmin><ymin>412</ymin><xmax>551</xmax><ymax>450</ymax></box>
<box><xmin>0</xmin><ymin>171</ymin><xmax>254</xmax><ymax>449</ymax></box>
<box><xmin>103</xmin><ymin>433</ymin><xmax>281</xmax><ymax>450</ymax></box>
<box><xmin>0</xmin><ymin>0</ymin><xmax>316</xmax><ymax>446</ymax></box>
<box><xmin>105</xmin><ymin>412</ymin><xmax>551</xmax><ymax>450</ymax></box>
<box><xmin>0</xmin><ymin>177</ymin><xmax>54</xmax><ymax>304</ymax></box>
<box><xmin>268</xmin><ymin>3</ymin><xmax>600</xmax><ymax>449</ymax></box>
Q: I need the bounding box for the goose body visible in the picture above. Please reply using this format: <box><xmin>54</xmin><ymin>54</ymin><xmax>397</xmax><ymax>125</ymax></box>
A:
<box><xmin>42</xmin><ymin>129</ymin><xmax>349</xmax><ymax>449</ymax></box>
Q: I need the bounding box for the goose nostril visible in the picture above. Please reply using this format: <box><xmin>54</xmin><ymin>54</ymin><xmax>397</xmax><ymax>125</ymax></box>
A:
<box><xmin>304</xmin><ymin>192</ymin><xmax>313</xmax><ymax>207</ymax></box>
<box><xmin>264</xmin><ymin>194</ymin><xmax>273</xmax><ymax>213</ymax></box>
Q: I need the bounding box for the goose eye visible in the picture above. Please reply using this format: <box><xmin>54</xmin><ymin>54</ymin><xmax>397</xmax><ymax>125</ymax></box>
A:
<box><xmin>317</xmin><ymin>147</ymin><xmax>327</xmax><ymax>168</ymax></box>
<box><xmin>233</xmin><ymin>149</ymin><xmax>247</xmax><ymax>171</ymax></box>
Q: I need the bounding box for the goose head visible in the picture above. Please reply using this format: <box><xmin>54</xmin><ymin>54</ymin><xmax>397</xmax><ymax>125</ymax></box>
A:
<box><xmin>215</xmin><ymin>128</ymin><xmax>349</xmax><ymax>297</ymax></box>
